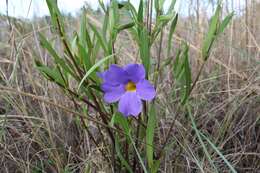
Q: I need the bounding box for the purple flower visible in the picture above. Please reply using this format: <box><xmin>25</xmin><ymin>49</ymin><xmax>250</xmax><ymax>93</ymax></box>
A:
<box><xmin>98</xmin><ymin>64</ymin><xmax>156</xmax><ymax>117</ymax></box>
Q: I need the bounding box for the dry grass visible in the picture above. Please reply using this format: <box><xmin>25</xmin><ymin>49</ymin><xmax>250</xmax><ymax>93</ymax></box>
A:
<box><xmin>0</xmin><ymin>1</ymin><xmax>260</xmax><ymax>172</ymax></box>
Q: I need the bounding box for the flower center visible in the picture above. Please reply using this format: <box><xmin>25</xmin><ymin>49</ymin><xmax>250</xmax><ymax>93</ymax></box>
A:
<box><xmin>125</xmin><ymin>81</ymin><xmax>136</xmax><ymax>92</ymax></box>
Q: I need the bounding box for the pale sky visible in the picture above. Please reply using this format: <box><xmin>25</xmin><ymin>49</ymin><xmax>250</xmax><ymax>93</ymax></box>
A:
<box><xmin>0</xmin><ymin>0</ymin><xmax>243</xmax><ymax>19</ymax></box>
<box><xmin>0</xmin><ymin>0</ymin><xmax>181</xmax><ymax>18</ymax></box>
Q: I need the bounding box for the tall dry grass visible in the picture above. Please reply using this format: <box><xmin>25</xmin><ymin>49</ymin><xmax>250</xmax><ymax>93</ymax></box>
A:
<box><xmin>0</xmin><ymin>1</ymin><xmax>259</xmax><ymax>172</ymax></box>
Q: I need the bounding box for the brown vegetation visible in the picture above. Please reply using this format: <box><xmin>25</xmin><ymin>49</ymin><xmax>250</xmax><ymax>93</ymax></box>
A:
<box><xmin>0</xmin><ymin>0</ymin><xmax>259</xmax><ymax>172</ymax></box>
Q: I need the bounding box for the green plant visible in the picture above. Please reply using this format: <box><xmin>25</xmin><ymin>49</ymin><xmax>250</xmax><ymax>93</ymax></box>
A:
<box><xmin>35</xmin><ymin>0</ymin><xmax>234</xmax><ymax>172</ymax></box>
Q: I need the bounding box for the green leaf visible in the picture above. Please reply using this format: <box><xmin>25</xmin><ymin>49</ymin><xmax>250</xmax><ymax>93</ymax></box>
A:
<box><xmin>80</xmin><ymin>12</ymin><xmax>87</xmax><ymax>47</ymax></box>
<box><xmin>155</xmin><ymin>0</ymin><xmax>165</xmax><ymax>12</ymax></box>
<box><xmin>78</xmin><ymin>42</ymin><xmax>91</xmax><ymax>70</ymax></box>
<box><xmin>199</xmin><ymin>132</ymin><xmax>237</xmax><ymax>173</ymax></box>
<box><xmin>137</xmin><ymin>0</ymin><xmax>143</xmax><ymax>25</ymax></box>
<box><xmin>46</xmin><ymin>0</ymin><xmax>65</xmax><ymax>33</ymax></box>
<box><xmin>110</xmin><ymin>112</ymin><xmax>130</xmax><ymax>136</ymax></box>
<box><xmin>166</xmin><ymin>0</ymin><xmax>177</xmax><ymax>14</ymax></box>
<box><xmin>116</xmin><ymin>22</ymin><xmax>135</xmax><ymax>31</ymax></box>
<box><xmin>152</xmin><ymin>12</ymin><xmax>176</xmax><ymax>43</ymax></box>
<box><xmin>158</xmin><ymin>14</ymin><xmax>174</xmax><ymax>22</ymax></box>
<box><xmin>102</xmin><ymin>12</ymin><xmax>109</xmax><ymax>43</ymax></box>
<box><xmin>201</xmin><ymin>4</ymin><xmax>233</xmax><ymax>61</ymax></box>
<box><xmin>98</xmin><ymin>0</ymin><xmax>106</xmax><ymax>13</ymax></box>
<box><xmin>77</xmin><ymin>54</ymin><xmax>113</xmax><ymax>91</ymax></box>
<box><xmin>109</xmin><ymin>0</ymin><xmax>119</xmax><ymax>43</ymax></box>
<box><xmin>71</xmin><ymin>32</ymin><xmax>78</xmax><ymax>56</ymax></box>
<box><xmin>45</xmin><ymin>0</ymin><xmax>58</xmax><ymax>29</ymax></box>
<box><xmin>110</xmin><ymin>112</ymin><xmax>132</xmax><ymax>172</ymax></box>
<box><xmin>146</xmin><ymin>105</ymin><xmax>157</xmax><ymax>170</ymax></box>
<box><xmin>173</xmin><ymin>49</ymin><xmax>181</xmax><ymax>74</ymax></box>
<box><xmin>115</xmin><ymin>135</ymin><xmax>133</xmax><ymax>173</ymax></box>
<box><xmin>77</xmin><ymin>13</ymin><xmax>93</xmax><ymax>70</ymax></box>
<box><xmin>181</xmin><ymin>44</ymin><xmax>191</xmax><ymax>104</ymax></box>
<box><xmin>167</xmin><ymin>14</ymin><xmax>178</xmax><ymax>56</ymax></box>
<box><xmin>151</xmin><ymin>160</ymin><xmax>161</xmax><ymax>173</ymax></box>
<box><xmin>217</xmin><ymin>12</ymin><xmax>234</xmax><ymax>35</ymax></box>
<box><xmin>46</xmin><ymin>0</ymin><xmax>76</xmax><ymax>72</ymax></box>
<box><xmin>187</xmin><ymin>105</ymin><xmax>219</xmax><ymax>172</ymax></box>
<box><xmin>154</xmin><ymin>0</ymin><xmax>159</xmax><ymax>12</ymax></box>
<box><xmin>129</xmin><ymin>134</ymin><xmax>148</xmax><ymax>173</ymax></box>
<box><xmin>39</xmin><ymin>33</ymin><xmax>75</xmax><ymax>78</ymax></box>
<box><xmin>90</xmin><ymin>24</ymin><xmax>108</xmax><ymax>55</ymax></box>
<box><xmin>201</xmin><ymin>4</ymin><xmax>221</xmax><ymax>60</ymax></box>
<box><xmin>172</xmin><ymin>43</ymin><xmax>191</xmax><ymax>104</ymax></box>
<box><xmin>139</xmin><ymin>28</ymin><xmax>150</xmax><ymax>76</ymax></box>
<box><xmin>124</xmin><ymin>2</ymin><xmax>138</xmax><ymax>22</ymax></box>
<box><xmin>35</xmin><ymin>60</ymin><xmax>65</xmax><ymax>86</ymax></box>
<box><xmin>158</xmin><ymin>0</ymin><xmax>165</xmax><ymax>12</ymax></box>
<box><xmin>173</xmin><ymin>46</ymin><xmax>185</xmax><ymax>79</ymax></box>
<box><xmin>80</xmin><ymin>11</ymin><xmax>92</xmax><ymax>53</ymax></box>
<box><xmin>84</xmin><ymin>163</ymin><xmax>91</xmax><ymax>173</ymax></box>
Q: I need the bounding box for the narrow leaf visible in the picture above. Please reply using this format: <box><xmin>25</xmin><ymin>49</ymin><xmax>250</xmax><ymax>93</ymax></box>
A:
<box><xmin>35</xmin><ymin>61</ymin><xmax>65</xmax><ymax>86</ymax></box>
<box><xmin>218</xmin><ymin>12</ymin><xmax>234</xmax><ymax>34</ymax></box>
<box><xmin>137</xmin><ymin>0</ymin><xmax>143</xmax><ymax>24</ymax></box>
<box><xmin>39</xmin><ymin>33</ymin><xmax>75</xmax><ymax>78</ymax></box>
<box><xmin>116</xmin><ymin>22</ymin><xmax>135</xmax><ymax>31</ymax></box>
<box><xmin>201</xmin><ymin>4</ymin><xmax>221</xmax><ymax>60</ymax></box>
<box><xmin>199</xmin><ymin>132</ymin><xmax>237</xmax><ymax>173</ymax></box>
<box><xmin>90</xmin><ymin>24</ymin><xmax>108</xmax><ymax>55</ymax></box>
<box><xmin>139</xmin><ymin>28</ymin><xmax>150</xmax><ymax>76</ymax></box>
<box><xmin>77</xmin><ymin>54</ymin><xmax>113</xmax><ymax>91</ymax></box>
<box><xmin>187</xmin><ymin>105</ymin><xmax>219</xmax><ymax>172</ymax></box>
<box><xmin>146</xmin><ymin>105</ymin><xmax>156</xmax><ymax>169</ymax></box>
<box><xmin>167</xmin><ymin>14</ymin><xmax>178</xmax><ymax>56</ymax></box>
<box><xmin>129</xmin><ymin>134</ymin><xmax>148</xmax><ymax>173</ymax></box>
<box><xmin>181</xmin><ymin>44</ymin><xmax>191</xmax><ymax>104</ymax></box>
<box><xmin>115</xmin><ymin>136</ymin><xmax>133</xmax><ymax>173</ymax></box>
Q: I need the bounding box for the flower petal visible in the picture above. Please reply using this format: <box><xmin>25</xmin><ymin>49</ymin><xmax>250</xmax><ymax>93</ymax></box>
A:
<box><xmin>100</xmin><ymin>65</ymin><xmax>128</xmax><ymax>85</ymax></box>
<box><xmin>136</xmin><ymin>79</ymin><xmax>156</xmax><ymax>101</ymax></box>
<box><xmin>124</xmin><ymin>64</ymin><xmax>145</xmax><ymax>83</ymax></box>
<box><xmin>118</xmin><ymin>92</ymin><xmax>142</xmax><ymax>116</ymax></box>
<box><xmin>101</xmin><ymin>83</ymin><xmax>125</xmax><ymax>103</ymax></box>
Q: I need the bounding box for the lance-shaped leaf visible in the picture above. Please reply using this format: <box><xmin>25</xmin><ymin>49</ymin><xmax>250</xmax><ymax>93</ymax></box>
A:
<box><xmin>39</xmin><ymin>33</ymin><xmax>75</xmax><ymax>79</ymax></box>
<box><xmin>201</xmin><ymin>4</ymin><xmax>221</xmax><ymax>60</ymax></box>
<box><xmin>146</xmin><ymin>105</ymin><xmax>157</xmax><ymax>171</ymax></box>
<box><xmin>35</xmin><ymin>60</ymin><xmax>66</xmax><ymax>87</ymax></box>
<box><xmin>167</xmin><ymin>14</ymin><xmax>178</xmax><ymax>56</ymax></box>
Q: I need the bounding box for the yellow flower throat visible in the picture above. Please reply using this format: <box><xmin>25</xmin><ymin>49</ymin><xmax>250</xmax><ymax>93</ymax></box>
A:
<box><xmin>125</xmin><ymin>81</ymin><xmax>136</xmax><ymax>92</ymax></box>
